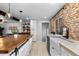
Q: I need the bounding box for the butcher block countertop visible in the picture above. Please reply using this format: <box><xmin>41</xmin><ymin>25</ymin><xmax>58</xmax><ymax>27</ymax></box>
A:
<box><xmin>0</xmin><ymin>34</ymin><xmax>31</xmax><ymax>54</ymax></box>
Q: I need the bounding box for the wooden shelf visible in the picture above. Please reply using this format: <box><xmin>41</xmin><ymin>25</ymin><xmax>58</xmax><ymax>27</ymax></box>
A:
<box><xmin>22</xmin><ymin>22</ymin><xmax>31</xmax><ymax>35</ymax></box>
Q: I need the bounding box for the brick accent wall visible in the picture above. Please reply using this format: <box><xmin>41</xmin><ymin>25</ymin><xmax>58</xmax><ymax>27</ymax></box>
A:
<box><xmin>50</xmin><ymin>3</ymin><xmax>79</xmax><ymax>41</ymax></box>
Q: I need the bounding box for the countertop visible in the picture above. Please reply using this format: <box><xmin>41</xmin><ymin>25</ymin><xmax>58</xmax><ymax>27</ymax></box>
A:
<box><xmin>48</xmin><ymin>34</ymin><xmax>79</xmax><ymax>56</ymax></box>
<box><xmin>60</xmin><ymin>39</ymin><xmax>79</xmax><ymax>56</ymax></box>
<box><xmin>0</xmin><ymin>34</ymin><xmax>31</xmax><ymax>54</ymax></box>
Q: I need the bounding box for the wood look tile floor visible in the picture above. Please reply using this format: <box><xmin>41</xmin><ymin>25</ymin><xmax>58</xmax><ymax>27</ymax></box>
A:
<box><xmin>29</xmin><ymin>41</ymin><xmax>49</xmax><ymax>56</ymax></box>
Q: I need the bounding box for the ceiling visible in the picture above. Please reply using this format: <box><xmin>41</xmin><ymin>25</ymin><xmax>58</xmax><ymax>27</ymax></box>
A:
<box><xmin>0</xmin><ymin>3</ymin><xmax>65</xmax><ymax>21</ymax></box>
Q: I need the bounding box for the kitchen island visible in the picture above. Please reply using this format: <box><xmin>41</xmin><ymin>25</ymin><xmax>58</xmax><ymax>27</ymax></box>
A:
<box><xmin>0</xmin><ymin>34</ymin><xmax>32</xmax><ymax>56</ymax></box>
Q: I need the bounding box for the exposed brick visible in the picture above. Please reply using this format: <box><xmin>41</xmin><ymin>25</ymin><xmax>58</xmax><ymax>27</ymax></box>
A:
<box><xmin>50</xmin><ymin>3</ymin><xmax>79</xmax><ymax>41</ymax></box>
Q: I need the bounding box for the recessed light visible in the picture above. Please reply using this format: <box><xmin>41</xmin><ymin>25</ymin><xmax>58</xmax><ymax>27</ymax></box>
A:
<box><xmin>19</xmin><ymin>19</ymin><xmax>22</xmax><ymax>22</ymax></box>
<box><xmin>44</xmin><ymin>16</ymin><xmax>47</xmax><ymax>19</ymax></box>
<box><xmin>26</xmin><ymin>17</ymin><xmax>29</xmax><ymax>20</ymax></box>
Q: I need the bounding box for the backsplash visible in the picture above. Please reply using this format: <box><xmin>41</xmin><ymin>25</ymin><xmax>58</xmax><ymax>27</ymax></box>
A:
<box><xmin>50</xmin><ymin>3</ymin><xmax>79</xmax><ymax>41</ymax></box>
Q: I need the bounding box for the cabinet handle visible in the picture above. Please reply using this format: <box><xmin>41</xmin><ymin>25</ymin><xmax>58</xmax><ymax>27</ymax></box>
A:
<box><xmin>15</xmin><ymin>48</ymin><xmax>18</xmax><ymax>56</ymax></box>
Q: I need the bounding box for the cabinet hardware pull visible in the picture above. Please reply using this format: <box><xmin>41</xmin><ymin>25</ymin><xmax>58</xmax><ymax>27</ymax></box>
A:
<box><xmin>52</xmin><ymin>47</ymin><xmax>54</xmax><ymax>49</ymax></box>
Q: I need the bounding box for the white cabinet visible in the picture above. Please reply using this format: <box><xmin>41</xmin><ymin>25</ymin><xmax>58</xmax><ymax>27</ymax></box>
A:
<box><xmin>50</xmin><ymin>37</ymin><xmax>61</xmax><ymax>56</ymax></box>
<box><xmin>18</xmin><ymin>37</ymin><xmax>32</xmax><ymax>56</ymax></box>
<box><xmin>50</xmin><ymin>36</ymin><xmax>72</xmax><ymax>56</ymax></box>
<box><xmin>49</xmin><ymin>35</ymin><xmax>77</xmax><ymax>56</ymax></box>
<box><xmin>60</xmin><ymin>47</ymin><xmax>72</xmax><ymax>56</ymax></box>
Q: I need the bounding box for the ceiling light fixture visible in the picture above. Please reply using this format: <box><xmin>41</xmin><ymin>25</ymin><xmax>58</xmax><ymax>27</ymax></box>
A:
<box><xmin>7</xmin><ymin>3</ymin><xmax>11</xmax><ymax>18</ymax></box>
<box><xmin>19</xmin><ymin>10</ymin><xmax>23</xmax><ymax>22</ymax></box>
<box><xmin>19</xmin><ymin>19</ymin><xmax>22</xmax><ymax>22</ymax></box>
<box><xmin>44</xmin><ymin>16</ymin><xmax>47</xmax><ymax>19</ymax></box>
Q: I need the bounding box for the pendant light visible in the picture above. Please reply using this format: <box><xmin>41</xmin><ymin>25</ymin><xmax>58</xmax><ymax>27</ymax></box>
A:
<box><xmin>19</xmin><ymin>10</ymin><xmax>23</xmax><ymax>22</ymax></box>
<box><xmin>7</xmin><ymin>3</ymin><xmax>11</xmax><ymax>18</ymax></box>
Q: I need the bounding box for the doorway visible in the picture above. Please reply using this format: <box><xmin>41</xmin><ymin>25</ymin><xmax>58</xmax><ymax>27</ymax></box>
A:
<box><xmin>42</xmin><ymin>23</ymin><xmax>49</xmax><ymax>42</ymax></box>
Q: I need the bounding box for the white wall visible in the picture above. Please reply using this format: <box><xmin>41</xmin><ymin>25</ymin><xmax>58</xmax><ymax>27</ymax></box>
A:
<box><xmin>31</xmin><ymin>20</ymin><xmax>49</xmax><ymax>42</ymax></box>
<box><xmin>31</xmin><ymin>20</ymin><xmax>37</xmax><ymax>41</ymax></box>
<box><xmin>36</xmin><ymin>21</ymin><xmax>42</xmax><ymax>41</ymax></box>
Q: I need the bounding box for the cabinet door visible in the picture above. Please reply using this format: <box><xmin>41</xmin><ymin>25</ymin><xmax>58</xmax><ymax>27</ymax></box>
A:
<box><xmin>18</xmin><ymin>37</ymin><xmax>32</xmax><ymax>56</ymax></box>
<box><xmin>50</xmin><ymin>37</ymin><xmax>61</xmax><ymax>56</ymax></box>
<box><xmin>54</xmin><ymin>38</ymin><xmax>61</xmax><ymax>55</ymax></box>
<box><xmin>50</xmin><ymin>45</ymin><xmax>60</xmax><ymax>56</ymax></box>
<box><xmin>18</xmin><ymin>41</ymin><xmax>29</xmax><ymax>56</ymax></box>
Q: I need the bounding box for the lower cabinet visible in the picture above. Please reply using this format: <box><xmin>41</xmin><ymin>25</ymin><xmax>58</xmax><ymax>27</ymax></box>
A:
<box><xmin>18</xmin><ymin>37</ymin><xmax>32</xmax><ymax>56</ymax></box>
<box><xmin>50</xmin><ymin>36</ymin><xmax>73</xmax><ymax>56</ymax></box>
<box><xmin>50</xmin><ymin>37</ymin><xmax>61</xmax><ymax>56</ymax></box>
